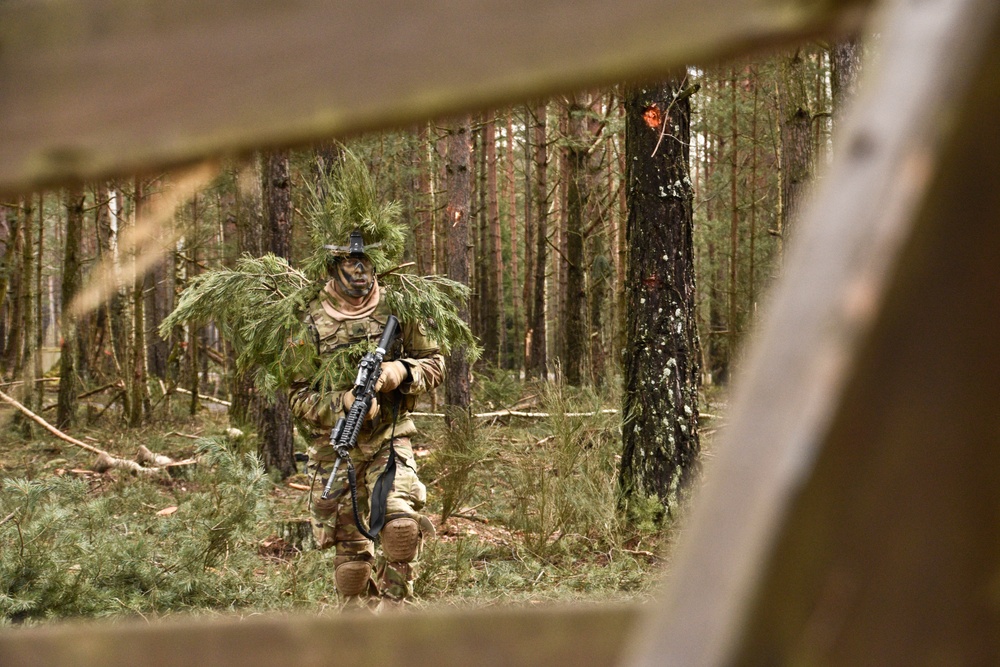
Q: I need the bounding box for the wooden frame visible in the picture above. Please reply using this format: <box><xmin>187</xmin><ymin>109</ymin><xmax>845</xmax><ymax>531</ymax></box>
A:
<box><xmin>0</xmin><ymin>0</ymin><xmax>867</xmax><ymax>194</ymax></box>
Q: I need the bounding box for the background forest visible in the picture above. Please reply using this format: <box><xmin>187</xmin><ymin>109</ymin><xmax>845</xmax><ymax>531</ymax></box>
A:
<box><xmin>0</xmin><ymin>43</ymin><xmax>859</xmax><ymax>621</ymax></box>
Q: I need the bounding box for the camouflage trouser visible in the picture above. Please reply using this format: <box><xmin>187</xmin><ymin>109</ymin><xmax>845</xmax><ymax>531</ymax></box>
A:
<box><xmin>308</xmin><ymin>436</ymin><xmax>432</xmax><ymax>604</ymax></box>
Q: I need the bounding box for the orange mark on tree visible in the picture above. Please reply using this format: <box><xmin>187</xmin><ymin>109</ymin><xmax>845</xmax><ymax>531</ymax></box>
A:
<box><xmin>643</xmin><ymin>105</ymin><xmax>662</xmax><ymax>130</ymax></box>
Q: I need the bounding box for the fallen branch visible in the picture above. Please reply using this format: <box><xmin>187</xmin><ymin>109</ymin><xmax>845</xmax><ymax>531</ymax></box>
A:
<box><xmin>165</xmin><ymin>431</ymin><xmax>203</xmax><ymax>441</ymax></box>
<box><xmin>0</xmin><ymin>387</ymin><xmax>105</xmax><ymax>456</ymax></box>
<box><xmin>77</xmin><ymin>382</ymin><xmax>122</xmax><ymax>401</ymax></box>
<box><xmin>0</xmin><ymin>387</ymin><xmax>193</xmax><ymax>474</ymax></box>
<box><xmin>174</xmin><ymin>387</ymin><xmax>231</xmax><ymax>407</ymax></box>
<box><xmin>0</xmin><ymin>377</ymin><xmax>59</xmax><ymax>389</ymax></box>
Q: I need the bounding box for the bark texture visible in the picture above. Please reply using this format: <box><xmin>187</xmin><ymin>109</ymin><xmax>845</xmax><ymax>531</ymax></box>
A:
<box><xmin>57</xmin><ymin>187</ymin><xmax>85</xmax><ymax>427</ymax></box>
<box><xmin>528</xmin><ymin>103</ymin><xmax>548</xmax><ymax>379</ymax></box>
<box><xmin>619</xmin><ymin>80</ymin><xmax>702</xmax><ymax>520</ymax></box>
<box><xmin>260</xmin><ymin>151</ymin><xmax>296</xmax><ymax>477</ymax></box>
<box><xmin>563</xmin><ymin>96</ymin><xmax>588</xmax><ymax>386</ymax></box>
<box><xmin>445</xmin><ymin>118</ymin><xmax>472</xmax><ymax>409</ymax></box>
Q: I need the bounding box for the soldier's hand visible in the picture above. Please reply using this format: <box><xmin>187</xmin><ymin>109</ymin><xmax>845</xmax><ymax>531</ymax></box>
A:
<box><xmin>375</xmin><ymin>360</ymin><xmax>409</xmax><ymax>393</ymax></box>
<box><xmin>341</xmin><ymin>389</ymin><xmax>379</xmax><ymax>421</ymax></box>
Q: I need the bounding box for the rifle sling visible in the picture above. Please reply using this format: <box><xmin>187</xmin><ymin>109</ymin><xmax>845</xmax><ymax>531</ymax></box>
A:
<box><xmin>348</xmin><ymin>400</ymin><xmax>400</xmax><ymax>541</ymax></box>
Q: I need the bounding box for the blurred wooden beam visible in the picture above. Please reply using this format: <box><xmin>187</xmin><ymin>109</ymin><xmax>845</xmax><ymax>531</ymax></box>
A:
<box><xmin>0</xmin><ymin>0</ymin><xmax>869</xmax><ymax>194</ymax></box>
<box><xmin>625</xmin><ymin>0</ymin><xmax>1000</xmax><ymax>663</ymax></box>
<box><xmin>0</xmin><ymin>603</ymin><xmax>637</xmax><ymax>667</ymax></box>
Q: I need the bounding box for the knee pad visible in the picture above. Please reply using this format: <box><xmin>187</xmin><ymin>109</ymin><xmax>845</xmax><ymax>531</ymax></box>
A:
<box><xmin>335</xmin><ymin>561</ymin><xmax>372</xmax><ymax>597</ymax></box>
<box><xmin>381</xmin><ymin>517</ymin><xmax>420</xmax><ymax>563</ymax></box>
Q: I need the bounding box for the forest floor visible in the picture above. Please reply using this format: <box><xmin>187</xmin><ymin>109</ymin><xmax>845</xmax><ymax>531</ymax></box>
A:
<box><xmin>0</xmin><ymin>376</ymin><xmax>721</xmax><ymax>625</ymax></box>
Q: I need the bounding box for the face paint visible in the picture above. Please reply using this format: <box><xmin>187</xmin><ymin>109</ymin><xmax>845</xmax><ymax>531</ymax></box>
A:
<box><xmin>335</xmin><ymin>256</ymin><xmax>375</xmax><ymax>298</ymax></box>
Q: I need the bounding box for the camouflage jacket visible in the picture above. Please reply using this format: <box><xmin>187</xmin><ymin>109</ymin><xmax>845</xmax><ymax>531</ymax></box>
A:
<box><xmin>289</xmin><ymin>286</ymin><xmax>445</xmax><ymax>450</ymax></box>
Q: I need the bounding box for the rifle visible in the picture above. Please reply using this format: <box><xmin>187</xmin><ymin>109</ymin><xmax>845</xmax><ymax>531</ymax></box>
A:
<box><xmin>319</xmin><ymin>314</ymin><xmax>400</xmax><ymax>539</ymax></box>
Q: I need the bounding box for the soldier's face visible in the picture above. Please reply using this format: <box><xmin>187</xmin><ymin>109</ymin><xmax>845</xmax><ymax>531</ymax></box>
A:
<box><xmin>335</xmin><ymin>255</ymin><xmax>374</xmax><ymax>298</ymax></box>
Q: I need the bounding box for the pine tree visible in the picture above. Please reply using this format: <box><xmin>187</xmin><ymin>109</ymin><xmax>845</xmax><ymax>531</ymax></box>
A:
<box><xmin>619</xmin><ymin>78</ymin><xmax>702</xmax><ymax>521</ymax></box>
<box><xmin>444</xmin><ymin>119</ymin><xmax>474</xmax><ymax>410</ymax></box>
<box><xmin>56</xmin><ymin>187</ymin><xmax>85</xmax><ymax>428</ymax></box>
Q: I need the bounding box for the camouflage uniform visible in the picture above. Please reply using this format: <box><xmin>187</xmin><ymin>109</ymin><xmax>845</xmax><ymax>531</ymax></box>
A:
<box><xmin>290</xmin><ymin>283</ymin><xmax>444</xmax><ymax>605</ymax></box>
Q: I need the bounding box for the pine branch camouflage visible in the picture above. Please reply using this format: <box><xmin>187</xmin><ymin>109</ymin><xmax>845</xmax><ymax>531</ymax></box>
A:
<box><xmin>160</xmin><ymin>149</ymin><xmax>478</xmax><ymax>399</ymax></box>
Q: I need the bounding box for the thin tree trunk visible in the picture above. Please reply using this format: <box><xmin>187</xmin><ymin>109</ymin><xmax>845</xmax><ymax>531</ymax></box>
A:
<box><xmin>728</xmin><ymin>69</ymin><xmax>741</xmax><ymax>367</ymax></box>
<box><xmin>434</xmin><ymin>132</ymin><xmax>448</xmax><ymax>276</ymax></box>
<box><xmin>144</xmin><ymin>180</ymin><xmax>170</xmax><ymax>383</ymax></box>
<box><xmin>831</xmin><ymin>37</ymin><xmax>863</xmax><ymax>132</ymax></box>
<box><xmin>587</xmin><ymin>92</ymin><xmax>610</xmax><ymax>386</ymax></box>
<box><xmin>554</xmin><ymin>104</ymin><xmax>570</xmax><ymax>377</ymax></box>
<box><xmin>748</xmin><ymin>67</ymin><xmax>760</xmax><ymax>318</ymax></box>
<box><xmin>2</xmin><ymin>200</ymin><xmax>29</xmax><ymax>378</ymax></box>
<box><xmin>521</xmin><ymin>105</ymin><xmax>535</xmax><ymax>376</ymax></box>
<box><xmin>16</xmin><ymin>195</ymin><xmax>38</xmax><ymax>437</ymax></box>
<box><xmin>0</xmin><ymin>206</ymin><xmax>18</xmax><ymax>359</ymax></box>
<box><xmin>563</xmin><ymin>95</ymin><xmax>588</xmax><ymax>386</ymax></box>
<box><xmin>230</xmin><ymin>162</ymin><xmax>264</xmax><ymax>426</ymax></box>
<box><xmin>33</xmin><ymin>193</ymin><xmax>45</xmax><ymax>408</ymax></box>
<box><xmin>777</xmin><ymin>49</ymin><xmax>814</xmax><ymax>255</ymax></box>
<box><xmin>20</xmin><ymin>198</ymin><xmax>36</xmax><ymax>390</ymax></box>
<box><xmin>416</xmin><ymin>123</ymin><xmax>434</xmax><ymax>277</ymax></box>
<box><xmin>260</xmin><ymin>150</ymin><xmax>296</xmax><ymax>478</ymax></box>
<box><xmin>614</xmin><ymin>94</ymin><xmax>628</xmax><ymax>367</ymax></box>
<box><xmin>486</xmin><ymin>116</ymin><xmax>506</xmax><ymax>368</ymax></box>
<box><xmin>57</xmin><ymin>186</ymin><xmax>85</xmax><ymax>428</ymax></box>
<box><xmin>505</xmin><ymin>111</ymin><xmax>522</xmax><ymax>372</ymax></box>
<box><xmin>188</xmin><ymin>195</ymin><xmax>201</xmax><ymax>416</ymax></box>
<box><xmin>128</xmin><ymin>179</ymin><xmax>151</xmax><ymax>426</ymax></box>
<box><xmin>445</xmin><ymin>117</ymin><xmax>473</xmax><ymax>409</ymax></box>
<box><xmin>529</xmin><ymin>102</ymin><xmax>548</xmax><ymax>380</ymax></box>
<box><xmin>474</xmin><ymin>123</ymin><xmax>491</xmax><ymax>362</ymax></box>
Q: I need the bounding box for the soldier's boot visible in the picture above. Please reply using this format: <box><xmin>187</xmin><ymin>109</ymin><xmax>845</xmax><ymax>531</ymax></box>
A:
<box><xmin>376</xmin><ymin>515</ymin><xmax>422</xmax><ymax>608</ymax></box>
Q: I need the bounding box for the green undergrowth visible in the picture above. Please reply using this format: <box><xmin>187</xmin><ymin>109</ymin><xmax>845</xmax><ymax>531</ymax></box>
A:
<box><xmin>0</xmin><ymin>375</ymin><xmax>674</xmax><ymax>625</ymax></box>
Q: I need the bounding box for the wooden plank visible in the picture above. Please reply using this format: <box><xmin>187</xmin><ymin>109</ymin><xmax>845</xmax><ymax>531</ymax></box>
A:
<box><xmin>0</xmin><ymin>0</ymin><xmax>870</xmax><ymax>194</ymax></box>
<box><xmin>0</xmin><ymin>603</ymin><xmax>637</xmax><ymax>667</ymax></box>
<box><xmin>624</xmin><ymin>0</ymin><xmax>1000</xmax><ymax>663</ymax></box>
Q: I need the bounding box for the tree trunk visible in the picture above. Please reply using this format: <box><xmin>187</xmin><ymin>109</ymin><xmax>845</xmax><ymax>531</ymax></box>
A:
<box><xmin>230</xmin><ymin>162</ymin><xmax>265</xmax><ymax>426</ymax></box>
<box><xmin>473</xmin><ymin>123</ymin><xmax>489</xmax><ymax>362</ymax></box>
<box><xmin>57</xmin><ymin>186</ymin><xmax>85</xmax><ymax>428</ymax></box>
<box><xmin>728</xmin><ymin>69</ymin><xmax>741</xmax><ymax>368</ymax></box>
<box><xmin>0</xmin><ymin>206</ymin><xmax>17</xmax><ymax>361</ymax></box>
<box><xmin>563</xmin><ymin>95</ymin><xmax>588</xmax><ymax>386</ymax></box>
<box><xmin>33</xmin><ymin>194</ymin><xmax>45</xmax><ymax>408</ymax></box>
<box><xmin>104</xmin><ymin>188</ymin><xmax>130</xmax><ymax>390</ymax></box>
<box><xmin>144</xmin><ymin>180</ymin><xmax>170</xmax><ymax>383</ymax></box>
<box><xmin>415</xmin><ymin>124</ymin><xmax>434</xmax><ymax>277</ymax></box>
<box><xmin>259</xmin><ymin>150</ymin><xmax>296</xmax><ymax>478</ymax></box>
<box><xmin>127</xmin><ymin>179</ymin><xmax>151</xmax><ymax>426</ymax></box>
<box><xmin>486</xmin><ymin>117</ymin><xmax>506</xmax><ymax>368</ymax></box>
<box><xmin>505</xmin><ymin>111</ymin><xmax>522</xmax><ymax>372</ymax></box>
<box><xmin>831</xmin><ymin>37</ymin><xmax>863</xmax><ymax>132</ymax></box>
<box><xmin>187</xmin><ymin>195</ymin><xmax>201</xmax><ymax>416</ymax></box>
<box><xmin>619</xmin><ymin>79</ymin><xmax>702</xmax><ymax>521</ymax></box>
<box><xmin>2</xmin><ymin>200</ymin><xmax>29</xmax><ymax>379</ymax></box>
<box><xmin>444</xmin><ymin>118</ymin><xmax>473</xmax><ymax>409</ymax></box>
<box><xmin>521</xmin><ymin>105</ymin><xmax>536</xmax><ymax>377</ymax></box>
<box><xmin>586</xmin><ymin>92</ymin><xmax>611</xmax><ymax>386</ymax></box>
<box><xmin>554</xmin><ymin>105</ymin><xmax>570</xmax><ymax>377</ymax></box>
<box><xmin>778</xmin><ymin>50</ymin><xmax>814</xmax><ymax>256</ymax></box>
<box><xmin>528</xmin><ymin>102</ymin><xmax>548</xmax><ymax>380</ymax></box>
